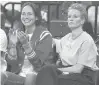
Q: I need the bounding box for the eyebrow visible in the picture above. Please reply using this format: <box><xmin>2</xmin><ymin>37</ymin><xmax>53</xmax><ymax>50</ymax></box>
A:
<box><xmin>22</xmin><ymin>12</ymin><xmax>32</xmax><ymax>15</ymax></box>
<box><xmin>27</xmin><ymin>12</ymin><xmax>32</xmax><ymax>14</ymax></box>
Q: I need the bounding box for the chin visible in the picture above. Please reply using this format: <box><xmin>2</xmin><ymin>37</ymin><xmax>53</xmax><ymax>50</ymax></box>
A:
<box><xmin>24</xmin><ymin>24</ymin><xmax>30</xmax><ymax>26</ymax></box>
<box><xmin>69</xmin><ymin>25</ymin><xmax>80</xmax><ymax>30</ymax></box>
<box><xmin>69</xmin><ymin>26</ymin><xmax>77</xmax><ymax>31</ymax></box>
<box><xmin>24</xmin><ymin>23</ymin><xmax>32</xmax><ymax>26</ymax></box>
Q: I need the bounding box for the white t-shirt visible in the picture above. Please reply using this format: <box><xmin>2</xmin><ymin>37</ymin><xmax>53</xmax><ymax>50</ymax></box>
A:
<box><xmin>55</xmin><ymin>31</ymin><xmax>99</xmax><ymax>70</ymax></box>
<box><xmin>0</xmin><ymin>28</ymin><xmax>7</xmax><ymax>52</ymax></box>
<box><xmin>28</xmin><ymin>33</ymin><xmax>33</xmax><ymax>41</ymax></box>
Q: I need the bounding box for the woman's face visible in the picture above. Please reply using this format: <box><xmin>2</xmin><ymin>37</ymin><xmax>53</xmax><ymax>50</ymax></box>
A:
<box><xmin>67</xmin><ymin>9</ymin><xmax>84</xmax><ymax>30</ymax></box>
<box><xmin>21</xmin><ymin>5</ymin><xmax>36</xmax><ymax>26</ymax></box>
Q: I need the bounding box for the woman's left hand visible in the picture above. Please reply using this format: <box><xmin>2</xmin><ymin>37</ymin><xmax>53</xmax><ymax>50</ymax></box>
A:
<box><xmin>17</xmin><ymin>31</ymin><xmax>29</xmax><ymax>45</ymax></box>
<box><xmin>58</xmin><ymin>68</ymin><xmax>69</xmax><ymax>74</ymax></box>
<box><xmin>58</xmin><ymin>68</ymin><xmax>66</xmax><ymax>72</ymax></box>
<box><xmin>17</xmin><ymin>31</ymin><xmax>32</xmax><ymax>54</ymax></box>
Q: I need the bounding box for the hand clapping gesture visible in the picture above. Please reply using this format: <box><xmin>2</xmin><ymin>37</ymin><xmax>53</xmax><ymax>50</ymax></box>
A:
<box><xmin>17</xmin><ymin>31</ymin><xmax>29</xmax><ymax>45</ymax></box>
<box><xmin>9</xmin><ymin>29</ymin><xmax>17</xmax><ymax>44</ymax></box>
<box><xmin>17</xmin><ymin>31</ymin><xmax>32</xmax><ymax>54</ymax></box>
<box><xmin>8</xmin><ymin>29</ymin><xmax>17</xmax><ymax>59</ymax></box>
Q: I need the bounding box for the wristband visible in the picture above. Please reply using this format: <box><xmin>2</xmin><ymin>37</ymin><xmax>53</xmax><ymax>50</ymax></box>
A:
<box><xmin>22</xmin><ymin>42</ymin><xmax>32</xmax><ymax>54</ymax></box>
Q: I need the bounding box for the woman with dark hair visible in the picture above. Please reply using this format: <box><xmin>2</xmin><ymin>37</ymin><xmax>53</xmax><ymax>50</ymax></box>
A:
<box><xmin>4</xmin><ymin>2</ymin><xmax>53</xmax><ymax>85</ymax></box>
<box><xmin>18</xmin><ymin>1</ymin><xmax>52</xmax><ymax>73</ymax></box>
<box><xmin>17</xmin><ymin>2</ymin><xmax>52</xmax><ymax>85</ymax></box>
<box><xmin>36</xmin><ymin>3</ymin><xmax>99</xmax><ymax>85</ymax></box>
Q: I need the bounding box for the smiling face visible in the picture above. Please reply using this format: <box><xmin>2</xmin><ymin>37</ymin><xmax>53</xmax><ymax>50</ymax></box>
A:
<box><xmin>67</xmin><ymin>9</ymin><xmax>85</xmax><ymax>30</ymax></box>
<box><xmin>21</xmin><ymin>5</ymin><xmax>36</xmax><ymax>26</ymax></box>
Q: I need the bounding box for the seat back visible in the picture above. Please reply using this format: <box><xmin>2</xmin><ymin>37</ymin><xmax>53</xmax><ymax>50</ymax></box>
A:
<box><xmin>4</xmin><ymin>72</ymin><xmax>25</xmax><ymax>85</ymax></box>
<box><xmin>95</xmin><ymin>71</ymin><xmax>99</xmax><ymax>85</ymax></box>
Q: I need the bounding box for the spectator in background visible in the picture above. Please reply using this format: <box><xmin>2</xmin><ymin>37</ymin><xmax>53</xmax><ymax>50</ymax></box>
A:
<box><xmin>0</xmin><ymin>5</ymin><xmax>8</xmax><ymax>85</ymax></box>
<box><xmin>0</xmin><ymin>28</ymin><xmax>8</xmax><ymax>85</ymax></box>
<box><xmin>1</xmin><ymin>5</ymin><xmax>11</xmax><ymax>36</ymax></box>
<box><xmin>41</xmin><ymin>9</ymin><xmax>48</xmax><ymax>28</ymax></box>
<box><xmin>6</xmin><ymin>19</ymin><xmax>25</xmax><ymax>73</ymax></box>
<box><xmin>5</xmin><ymin>9</ymin><xmax>25</xmax><ymax>73</ymax></box>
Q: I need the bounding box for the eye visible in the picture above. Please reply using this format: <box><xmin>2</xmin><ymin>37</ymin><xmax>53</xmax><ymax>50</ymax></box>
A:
<box><xmin>27</xmin><ymin>12</ymin><xmax>33</xmax><ymax>16</ymax></box>
<box><xmin>22</xmin><ymin>12</ymin><xmax>26</xmax><ymax>16</ymax></box>
<box><xmin>68</xmin><ymin>15</ymin><xmax>71</xmax><ymax>18</ymax></box>
<box><xmin>73</xmin><ymin>15</ymin><xmax>79</xmax><ymax>18</ymax></box>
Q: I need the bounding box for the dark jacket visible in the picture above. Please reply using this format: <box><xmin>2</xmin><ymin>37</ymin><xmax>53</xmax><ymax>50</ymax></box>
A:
<box><xmin>28</xmin><ymin>25</ymin><xmax>53</xmax><ymax>72</ymax></box>
<box><xmin>6</xmin><ymin>25</ymin><xmax>53</xmax><ymax>73</ymax></box>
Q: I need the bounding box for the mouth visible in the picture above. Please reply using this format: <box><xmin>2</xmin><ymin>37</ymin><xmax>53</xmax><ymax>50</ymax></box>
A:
<box><xmin>23</xmin><ymin>18</ymin><xmax>32</xmax><ymax>23</ymax></box>
<box><xmin>68</xmin><ymin>22</ymin><xmax>74</xmax><ymax>25</ymax></box>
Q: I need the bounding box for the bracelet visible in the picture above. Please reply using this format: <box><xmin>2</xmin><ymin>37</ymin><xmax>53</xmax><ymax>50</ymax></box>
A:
<box><xmin>27</xmin><ymin>50</ymin><xmax>36</xmax><ymax>59</ymax></box>
<box><xmin>22</xmin><ymin>43</ymin><xmax>32</xmax><ymax>54</ymax></box>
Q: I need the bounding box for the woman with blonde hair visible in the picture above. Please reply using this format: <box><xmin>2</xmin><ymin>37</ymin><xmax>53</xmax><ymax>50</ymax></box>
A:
<box><xmin>36</xmin><ymin>3</ymin><xmax>99</xmax><ymax>85</ymax></box>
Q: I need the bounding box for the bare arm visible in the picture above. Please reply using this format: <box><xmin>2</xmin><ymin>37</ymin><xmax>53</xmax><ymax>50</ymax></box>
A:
<box><xmin>58</xmin><ymin>63</ymin><xmax>84</xmax><ymax>73</ymax></box>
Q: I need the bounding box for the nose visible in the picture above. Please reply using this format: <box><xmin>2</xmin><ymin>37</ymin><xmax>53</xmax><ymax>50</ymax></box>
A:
<box><xmin>68</xmin><ymin>17</ymin><xmax>74</xmax><ymax>21</ymax></box>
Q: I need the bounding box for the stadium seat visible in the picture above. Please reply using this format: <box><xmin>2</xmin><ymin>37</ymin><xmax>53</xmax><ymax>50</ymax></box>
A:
<box><xmin>4</xmin><ymin>72</ymin><xmax>25</xmax><ymax>85</ymax></box>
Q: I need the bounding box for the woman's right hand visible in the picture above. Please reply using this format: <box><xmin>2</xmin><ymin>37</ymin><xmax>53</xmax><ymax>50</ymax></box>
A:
<box><xmin>17</xmin><ymin>31</ymin><xmax>32</xmax><ymax>54</ymax></box>
<box><xmin>9</xmin><ymin>29</ymin><xmax>17</xmax><ymax>44</ymax></box>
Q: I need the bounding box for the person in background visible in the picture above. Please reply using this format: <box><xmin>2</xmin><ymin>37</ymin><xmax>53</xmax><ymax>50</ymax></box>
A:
<box><xmin>0</xmin><ymin>28</ymin><xmax>8</xmax><ymax>85</ymax></box>
<box><xmin>0</xmin><ymin>5</ymin><xmax>8</xmax><ymax>85</ymax></box>
<box><xmin>41</xmin><ymin>9</ymin><xmax>48</xmax><ymax>28</ymax></box>
<box><xmin>5</xmin><ymin>19</ymin><xmax>25</xmax><ymax>74</ymax></box>
<box><xmin>36</xmin><ymin>3</ymin><xmax>99</xmax><ymax>85</ymax></box>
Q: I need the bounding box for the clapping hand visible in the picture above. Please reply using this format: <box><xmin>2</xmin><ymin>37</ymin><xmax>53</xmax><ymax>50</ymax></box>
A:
<box><xmin>17</xmin><ymin>31</ymin><xmax>32</xmax><ymax>54</ymax></box>
<box><xmin>8</xmin><ymin>29</ymin><xmax>17</xmax><ymax>59</ymax></box>
<box><xmin>17</xmin><ymin>31</ymin><xmax>29</xmax><ymax>45</ymax></box>
<box><xmin>9</xmin><ymin>29</ymin><xmax>17</xmax><ymax>44</ymax></box>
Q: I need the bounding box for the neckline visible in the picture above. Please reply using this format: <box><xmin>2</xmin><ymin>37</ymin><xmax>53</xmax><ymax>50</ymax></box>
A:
<box><xmin>71</xmin><ymin>31</ymin><xmax>84</xmax><ymax>40</ymax></box>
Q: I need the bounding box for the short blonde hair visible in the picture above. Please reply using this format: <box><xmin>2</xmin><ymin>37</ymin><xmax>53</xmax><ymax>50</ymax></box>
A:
<box><xmin>68</xmin><ymin>3</ymin><xmax>88</xmax><ymax>21</ymax></box>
